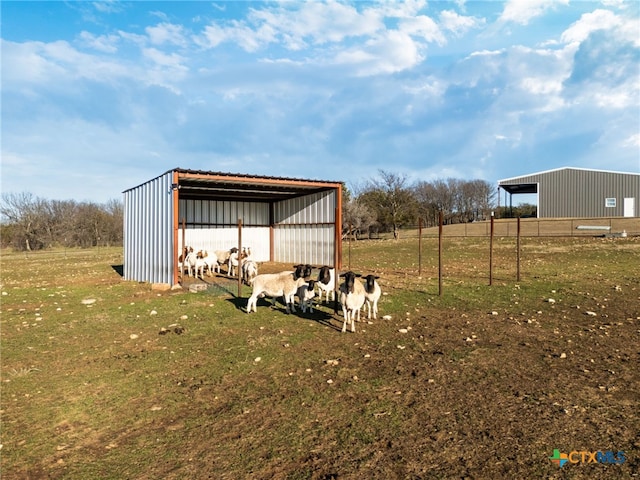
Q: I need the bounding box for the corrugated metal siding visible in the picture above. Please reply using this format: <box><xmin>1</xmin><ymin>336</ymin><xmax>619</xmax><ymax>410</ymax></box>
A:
<box><xmin>273</xmin><ymin>190</ymin><xmax>336</xmax><ymax>265</ymax></box>
<box><xmin>177</xmin><ymin>199</ymin><xmax>271</xmax><ymax>261</ymax></box>
<box><xmin>179</xmin><ymin>199</ymin><xmax>269</xmax><ymax>226</ymax></box>
<box><xmin>500</xmin><ymin>169</ymin><xmax>640</xmax><ymax>218</ymax></box>
<box><xmin>123</xmin><ymin>171</ymin><xmax>174</xmax><ymax>284</ymax></box>
<box><xmin>178</xmin><ymin>227</ymin><xmax>270</xmax><ymax>262</ymax></box>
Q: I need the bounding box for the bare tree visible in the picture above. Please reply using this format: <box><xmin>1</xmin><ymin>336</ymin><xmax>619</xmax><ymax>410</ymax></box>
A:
<box><xmin>359</xmin><ymin>170</ymin><xmax>417</xmax><ymax>239</ymax></box>
<box><xmin>0</xmin><ymin>192</ymin><xmax>124</xmax><ymax>250</ymax></box>
<box><xmin>0</xmin><ymin>192</ymin><xmax>46</xmax><ymax>250</ymax></box>
<box><xmin>342</xmin><ymin>197</ymin><xmax>376</xmax><ymax>240</ymax></box>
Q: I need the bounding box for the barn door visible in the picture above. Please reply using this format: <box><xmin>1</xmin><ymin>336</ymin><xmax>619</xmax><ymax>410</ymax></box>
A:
<box><xmin>623</xmin><ymin>198</ymin><xmax>635</xmax><ymax>217</ymax></box>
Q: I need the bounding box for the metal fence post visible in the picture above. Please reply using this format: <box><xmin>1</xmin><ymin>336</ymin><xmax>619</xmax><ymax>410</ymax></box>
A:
<box><xmin>489</xmin><ymin>212</ymin><xmax>494</xmax><ymax>286</ymax></box>
<box><xmin>438</xmin><ymin>211</ymin><xmax>443</xmax><ymax>296</ymax></box>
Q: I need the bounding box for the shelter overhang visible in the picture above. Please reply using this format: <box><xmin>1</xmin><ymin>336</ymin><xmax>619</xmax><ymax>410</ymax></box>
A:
<box><xmin>498</xmin><ymin>183</ymin><xmax>538</xmax><ymax>195</ymax></box>
<box><xmin>174</xmin><ymin>168</ymin><xmax>341</xmax><ymax>202</ymax></box>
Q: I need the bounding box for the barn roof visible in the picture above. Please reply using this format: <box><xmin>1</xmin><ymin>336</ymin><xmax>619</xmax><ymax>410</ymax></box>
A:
<box><xmin>497</xmin><ymin>167</ymin><xmax>640</xmax><ymax>195</ymax></box>
<box><xmin>124</xmin><ymin>168</ymin><xmax>343</xmax><ymax>202</ymax></box>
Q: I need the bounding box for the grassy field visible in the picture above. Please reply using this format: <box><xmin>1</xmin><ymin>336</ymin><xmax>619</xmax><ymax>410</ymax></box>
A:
<box><xmin>1</xmin><ymin>236</ymin><xmax>639</xmax><ymax>479</ymax></box>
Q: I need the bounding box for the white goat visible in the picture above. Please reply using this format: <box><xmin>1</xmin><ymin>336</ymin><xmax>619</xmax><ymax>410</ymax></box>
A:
<box><xmin>194</xmin><ymin>252</ymin><xmax>208</xmax><ymax>278</ymax></box>
<box><xmin>362</xmin><ymin>274</ymin><xmax>381</xmax><ymax>320</ymax></box>
<box><xmin>184</xmin><ymin>249</ymin><xmax>198</xmax><ymax>278</ymax></box>
<box><xmin>316</xmin><ymin>266</ymin><xmax>335</xmax><ymax>303</ymax></box>
<box><xmin>242</xmin><ymin>259</ymin><xmax>258</xmax><ymax>285</ymax></box>
<box><xmin>339</xmin><ymin>271</ymin><xmax>366</xmax><ymax>333</ymax></box>
<box><xmin>215</xmin><ymin>247</ymin><xmax>238</xmax><ymax>274</ymax></box>
<box><xmin>246</xmin><ymin>265</ymin><xmax>306</xmax><ymax>314</ymax></box>
<box><xmin>178</xmin><ymin>247</ymin><xmax>191</xmax><ymax>276</ymax></box>
<box><xmin>228</xmin><ymin>250</ymin><xmax>239</xmax><ymax>277</ymax></box>
<box><xmin>296</xmin><ymin>279</ymin><xmax>317</xmax><ymax>313</ymax></box>
<box><xmin>201</xmin><ymin>250</ymin><xmax>218</xmax><ymax>276</ymax></box>
<box><xmin>228</xmin><ymin>247</ymin><xmax>251</xmax><ymax>277</ymax></box>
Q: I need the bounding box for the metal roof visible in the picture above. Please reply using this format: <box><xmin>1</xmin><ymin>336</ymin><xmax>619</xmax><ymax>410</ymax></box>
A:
<box><xmin>124</xmin><ymin>168</ymin><xmax>343</xmax><ymax>202</ymax></box>
<box><xmin>497</xmin><ymin>167</ymin><xmax>640</xmax><ymax>195</ymax></box>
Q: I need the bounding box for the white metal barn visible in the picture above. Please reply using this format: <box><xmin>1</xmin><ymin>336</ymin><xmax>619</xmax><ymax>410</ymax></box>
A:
<box><xmin>123</xmin><ymin>168</ymin><xmax>343</xmax><ymax>286</ymax></box>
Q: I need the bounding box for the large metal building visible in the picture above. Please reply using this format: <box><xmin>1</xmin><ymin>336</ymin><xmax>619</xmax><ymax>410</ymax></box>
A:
<box><xmin>123</xmin><ymin>168</ymin><xmax>343</xmax><ymax>286</ymax></box>
<box><xmin>498</xmin><ymin>167</ymin><xmax>640</xmax><ymax>218</ymax></box>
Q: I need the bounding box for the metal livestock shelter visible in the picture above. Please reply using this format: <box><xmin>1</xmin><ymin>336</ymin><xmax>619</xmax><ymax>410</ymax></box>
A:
<box><xmin>498</xmin><ymin>167</ymin><xmax>640</xmax><ymax>218</ymax></box>
<box><xmin>123</xmin><ymin>169</ymin><xmax>343</xmax><ymax>286</ymax></box>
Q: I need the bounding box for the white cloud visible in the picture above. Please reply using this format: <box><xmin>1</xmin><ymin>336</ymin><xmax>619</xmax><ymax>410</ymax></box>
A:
<box><xmin>1</xmin><ymin>40</ymin><xmax>58</xmax><ymax>85</ymax></box>
<box><xmin>335</xmin><ymin>30</ymin><xmax>423</xmax><ymax>76</ymax></box>
<box><xmin>600</xmin><ymin>0</ymin><xmax>626</xmax><ymax>9</ymax></box>
<box><xmin>250</xmin><ymin>1</ymin><xmax>383</xmax><ymax>48</ymax></box>
<box><xmin>78</xmin><ymin>31</ymin><xmax>119</xmax><ymax>53</ymax></box>
<box><xmin>439</xmin><ymin>10</ymin><xmax>485</xmax><ymax>36</ymax></box>
<box><xmin>468</xmin><ymin>49</ymin><xmax>504</xmax><ymax>58</ymax></box>
<box><xmin>561</xmin><ymin>9</ymin><xmax>639</xmax><ymax>47</ymax></box>
<box><xmin>146</xmin><ymin>23</ymin><xmax>188</xmax><ymax>47</ymax></box>
<box><xmin>623</xmin><ymin>133</ymin><xmax>640</xmax><ymax>147</ymax></box>
<box><xmin>142</xmin><ymin>48</ymin><xmax>187</xmax><ymax>70</ymax></box>
<box><xmin>520</xmin><ymin>77</ymin><xmax>563</xmax><ymax>95</ymax></box>
<box><xmin>195</xmin><ymin>2</ymin><xmax>383</xmax><ymax>52</ymax></box>
<box><xmin>592</xmin><ymin>91</ymin><xmax>634</xmax><ymax>109</ymax></box>
<box><xmin>92</xmin><ymin>1</ymin><xmax>123</xmax><ymax>14</ymax></box>
<box><xmin>403</xmin><ymin>76</ymin><xmax>446</xmax><ymax>99</ymax></box>
<box><xmin>197</xmin><ymin>21</ymin><xmax>276</xmax><ymax>52</ymax></box>
<box><xmin>499</xmin><ymin>0</ymin><xmax>569</xmax><ymax>25</ymax></box>
<box><xmin>399</xmin><ymin>15</ymin><xmax>445</xmax><ymax>45</ymax></box>
<box><xmin>1</xmin><ymin>39</ymin><xmax>133</xmax><ymax>89</ymax></box>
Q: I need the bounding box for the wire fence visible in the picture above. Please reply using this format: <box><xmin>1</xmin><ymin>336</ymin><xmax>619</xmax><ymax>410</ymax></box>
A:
<box><xmin>343</xmin><ymin>215</ymin><xmax>639</xmax><ymax>296</ymax></box>
<box><xmin>351</xmin><ymin>216</ymin><xmax>639</xmax><ymax>240</ymax></box>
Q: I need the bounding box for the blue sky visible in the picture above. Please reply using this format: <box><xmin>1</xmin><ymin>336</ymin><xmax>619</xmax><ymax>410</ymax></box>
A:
<box><xmin>2</xmin><ymin>1</ymin><xmax>639</xmax><ymax>204</ymax></box>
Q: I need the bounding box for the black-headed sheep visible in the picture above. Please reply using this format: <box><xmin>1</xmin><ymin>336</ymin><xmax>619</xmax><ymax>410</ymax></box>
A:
<box><xmin>338</xmin><ymin>271</ymin><xmax>366</xmax><ymax>333</ymax></box>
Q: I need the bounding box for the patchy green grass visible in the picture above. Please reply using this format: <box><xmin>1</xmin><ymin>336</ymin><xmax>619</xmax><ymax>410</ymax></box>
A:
<box><xmin>1</xmin><ymin>237</ymin><xmax>639</xmax><ymax>479</ymax></box>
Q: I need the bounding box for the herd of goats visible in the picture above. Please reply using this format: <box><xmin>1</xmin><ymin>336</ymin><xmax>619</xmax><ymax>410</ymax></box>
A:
<box><xmin>178</xmin><ymin>246</ymin><xmax>381</xmax><ymax>333</ymax></box>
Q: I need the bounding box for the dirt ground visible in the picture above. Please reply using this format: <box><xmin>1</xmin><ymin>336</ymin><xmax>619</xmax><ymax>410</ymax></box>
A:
<box><xmin>172</xmin><ymin>253</ymin><xmax>639</xmax><ymax>479</ymax></box>
<box><xmin>2</xmin><ymin>239</ymin><xmax>638</xmax><ymax>479</ymax></box>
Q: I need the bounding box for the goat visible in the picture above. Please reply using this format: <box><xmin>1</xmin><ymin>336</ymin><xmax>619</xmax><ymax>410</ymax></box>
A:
<box><xmin>178</xmin><ymin>246</ymin><xmax>191</xmax><ymax>276</ymax></box>
<box><xmin>194</xmin><ymin>250</ymin><xmax>208</xmax><ymax>278</ymax></box>
<box><xmin>362</xmin><ymin>274</ymin><xmax>381</xmax><ymax>320</ymax></box>
<box><xmin>296</xmin><ymin>279</ymin><xmax>317</xmax><ymax>313</ymax></box>
<box><xmin>242</xmin><ymin>259</ymin><xmax>259</xmax><ymax>285</ymax></box>
<box><xmin>246</xmin><ymin>265</ymin><xmax>306</xmax><ymax>314</ymax></box>
<box><xmin>215</xmin><ymin>247</ymin><xmax>238</xmax><ymax>274</ymax></box>
<box><xmin>184</xmin><ymin>249</ymin><xmax>198</xmax><ymax>277</ymax></box>
<box><xmin>228</xmin><ymin>247</ymin><xmax>251</xmax><ymax>277</ymax></box>
<box><xmin>339</xmin><ymin>271</ymin><xmax>366</xmax><ymax>333</ymax></box>
<box><xmin>200</xmin><ymin>250</ymin><xmax>218</xmax><ymax>276</ymax></box>
<box><xmin>316</xmin><ymin>266</ymin><xmax>335</xmax><ymax>303</ymax></box>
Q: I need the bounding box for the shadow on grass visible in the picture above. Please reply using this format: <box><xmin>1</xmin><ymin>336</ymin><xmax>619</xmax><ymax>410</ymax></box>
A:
<box><xmin>225</xmin><ymin>296</ymin><xmax>343</xmax><ymax>332</ymax></box>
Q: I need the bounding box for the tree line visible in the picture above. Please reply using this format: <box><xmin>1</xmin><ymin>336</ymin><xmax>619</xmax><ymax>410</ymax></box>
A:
<box><xmin>0</xmin><ymin>192</ymin><xmax>123</xmax><ymax>251</ymax></box>
<box><xmin>1</xmin><ymin>170</ymin><xmax>515</xmax><ymax>251</ymax></box>
<box><xmin>343</xmin><ymin>170</ymin><xmax>499</xmax><ymax>239</ymax></box>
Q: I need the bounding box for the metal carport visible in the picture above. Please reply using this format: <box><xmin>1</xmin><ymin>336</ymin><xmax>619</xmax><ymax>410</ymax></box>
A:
<box><xmin>123</xmin><ymin>168</ymin><xmax>343</xmax><ymax>286</ymax></box>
